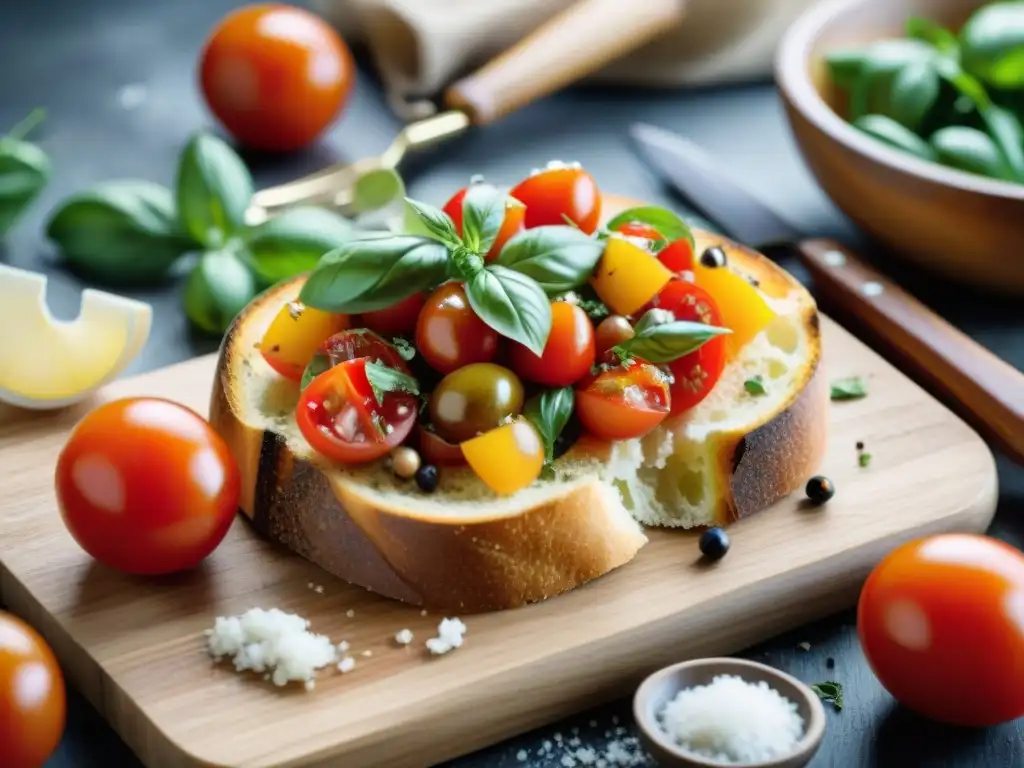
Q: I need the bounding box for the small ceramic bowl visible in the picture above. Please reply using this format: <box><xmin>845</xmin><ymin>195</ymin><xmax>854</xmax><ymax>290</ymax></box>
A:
<box><xmin>775</xmin><ymin>0</ymin><xmax>1024</xmax><ymax>294</ymax></box>
<box><xmin>633</xmin><ymin>657</ymin><xmax>826</xmax><ymax>768</ymax></box>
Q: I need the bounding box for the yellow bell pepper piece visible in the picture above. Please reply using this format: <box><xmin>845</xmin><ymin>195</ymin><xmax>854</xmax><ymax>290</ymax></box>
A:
<box><xmin>693</xmin><ymin>261</ymin><xmax>776</xmax><ymax>353</ymax></box>
<box><xmin>461</xmin><ymin>417</ymin><xmax>545</xmax><ymax>496</ymax></box>
<box><xmin>257</xmin><ymin>301</ymin><xmax>349</xmax><ymax>381</ymax></box>
<box><xmin>590</xmin><ymin>236</ymin><xmax>672</xmax><ymax>317</ymax></box>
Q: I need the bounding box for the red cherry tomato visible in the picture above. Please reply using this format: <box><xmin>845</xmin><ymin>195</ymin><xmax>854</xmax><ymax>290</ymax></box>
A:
<box><xmin>418</xmin><ymin>426</ymin><xmax>467</xmax><ymax>467</ymax></box>
<box><xmin>198</xmin><ymin>4</ymin><xmax>355</xmax><ymax>152</ymax></box>
<box><xmin>416</xmin><ymin>282</ymin><xmax>498</xmax><ymax>374</ymax></box>
<box><xmin>307</xmin><ymin>329</ymin><xmax>410</xmax><ymax>380</ymax></box>
<box><xmin>55</xmin><ymin>398</ymin><xmax>240</xmax><ymax>575</ymax></box>
<box><xmin>509</xmin><ymin>166</ymin><xmax>601</xmax><ymax>234</ymax></box>
<box><xmin>613</xmin><ymin>222</ymin><xmax>695</xmax><ymax>275</ymax></box>
<box><xmin>575</xmin><ymin>360</ymin><xmax>670</xmax><ymax>441</ymax></box>
<box><xmin>644</xmin><ymin>281</ymin><xmax>727</xmax><ymax>414</ymax></box>
<box><xmin>858</xmin><ymin>534</ymin><xmax>1024</xmax><ymax>727</ymax></box>
<box><xmin>508</xmin><ymin>301</ymin><xmax>595</xmax><ymax>387</ymax></box>
<box><xmin>442</xmin><ymin>185</ymin><xmax>526</xmax><ymax>260</ymax></box>
<box><xmin>296</xmin><ymin>358</ymin><xmax>417</xmax><ymax>464</ymax></box>
<box><xmin>0</xmin><ymin>612</ymin><xmax>66</xmax><ymax>768</ymax></box>
<box><xmin>361</xmin><ymin>293</ymin><xmax>426</xmax><ymax>337</ymax></box>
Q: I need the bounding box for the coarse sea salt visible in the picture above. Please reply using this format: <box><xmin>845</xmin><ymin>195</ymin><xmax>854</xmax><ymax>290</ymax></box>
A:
<box><xmin>657</xmin><ymin>674</ymin><xmax>804</xmax><ymax>764</ymax></box>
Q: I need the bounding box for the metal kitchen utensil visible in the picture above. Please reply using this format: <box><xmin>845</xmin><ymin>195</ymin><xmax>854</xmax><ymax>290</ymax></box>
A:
<box><xmin>245</xmin><ymin>0</ymin><xmax>689</xmax><ymax>226</ymax></box>
<box><xmin>629</xmin><ymin>121</ymin><xmax>1024</xmax><ymax>466</ymax></box>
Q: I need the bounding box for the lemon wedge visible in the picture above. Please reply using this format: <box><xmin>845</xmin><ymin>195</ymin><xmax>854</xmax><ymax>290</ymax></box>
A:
<box><xmin>0</xmin><ymin>264</ymin><xmax>152</xmax><ymax>410</ymax></box>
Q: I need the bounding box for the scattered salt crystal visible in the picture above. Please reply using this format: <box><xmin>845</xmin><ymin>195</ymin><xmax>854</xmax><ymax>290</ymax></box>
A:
<box><xmin>798</xmin><ymin>641</ymin><xmax>811</xmax><ymax>651</ymax></box>
<box><xmin>314</xmin><ymin>585</ymin><xmax>324</xmax><ymax>594</ymax></box>
<box><xmin>338</xmin><ymin>640</ymin><xmax>350</xmax><ymax>653</ymax></box>
<box><xmin>362</xmin><ymin>650</ymin><xmax>373</xmax><ymax>657</ymax></box>
<box><xmin>516</xmin><ymin>749</ymin><xmax>528</xmax><ymax>762</ymax></box>
<box><xmin>426</xmin><ymin>618</ymin><xmax>467</xmax><ymax>655</ymax></box>
<box><xmin>346</xmin><ymin>609</ymin><xmax>355</xmax><ymax>618</ymax></box>
<box><xmin>337</xmin><ymin>657</ymin><xmax>355</xmax><ymax>673</ymax></box>
<box><xmin>395</xmin><ymin>628</ymin><xmax>414</xmax><ymax>645</ymax></box>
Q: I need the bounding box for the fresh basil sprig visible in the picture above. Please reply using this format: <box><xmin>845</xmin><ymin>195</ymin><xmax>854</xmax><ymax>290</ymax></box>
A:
<box><xmin>181</xmin><ymin>248</ymin><xmax>257</xmax><ymax>334</ymax></box>
<box><xmin>612</xmin><ymin>310</ymin><xmax>731</xmax><ymax>364</ymax></box>
<box><xmin>244</xmin><ymin>206</ymin><xmax>354</xmax><ymax>283</ymax></box>
<box><xmin>364</xmin><ymin>360</ymin><xmax>420</xmax><ymax>405</ymax></box>
<box><xmin>496</xmin><ymin>226</ymin><xmax>605</xmax><ymax>295</ymax></box>
<box><xmin>404</xmin><ymin>198</ymin><xmax>460</xmax><ymax>246</ymax></box>
<box><xmin>466</xmin><ymin>265</ymin><xmax>551</xmax><ymax>356</ymax></box>
<box><xmin>524</xmin><ymin>387</ymin><xmax>575</xmax><ymax>461</ymax></box>
<box><xmin>175</xmin><ymin>132</ymin><xmax>253</xmax><ymax>248</ymax></box>
<box><xmin>0</xmin><ymin>108</ymin><xmax>50</xmax><ymax>238</ymax></box>
<box><xmin>604</xmin><ymin>206</ymin><xmax>695</xmax><ymax>251</ymax></box>
<box><xmin>460</xmin><ymin>183</ymin><xmax>506</xmax><ymax>253</ymax></box>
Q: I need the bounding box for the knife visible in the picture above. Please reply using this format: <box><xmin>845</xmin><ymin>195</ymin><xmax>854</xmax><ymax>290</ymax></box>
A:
<box><xmin>629</xmin><ymin>122</ymin><xmax>1024</xmax><ymax>466</ymax></box>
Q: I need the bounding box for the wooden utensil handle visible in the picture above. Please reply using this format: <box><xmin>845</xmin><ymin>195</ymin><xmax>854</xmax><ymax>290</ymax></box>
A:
<box><xmin>798</xmin><ymin>238</ymin><xmax>1024</xmax><ymax>465</ymax></box>
<box><xmin>445</xmin><ymin>0</ymin><xmax>687</xmax><ymax>125</ymax></box>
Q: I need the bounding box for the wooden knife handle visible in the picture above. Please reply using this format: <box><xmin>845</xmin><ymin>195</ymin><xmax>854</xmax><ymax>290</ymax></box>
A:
<box><xmin>444</xmin><ymin>0</ymin><xmax>687</xmax><ymax>125</ymax></box>
<box><xmin>798</xmin><ymin>238</ymin><xmax>1024</xmax><ymax>465</ymax></box>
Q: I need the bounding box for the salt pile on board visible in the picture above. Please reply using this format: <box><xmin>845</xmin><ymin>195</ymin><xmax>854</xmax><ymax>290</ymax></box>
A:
<box><xmin>426</xmin><ymin>617</ymin><xmax>467</xmax><ymax>655</ymax></box>
<box><xmin>657</xmin><ymin>674</ymin><xmax>804</xmax><ymax>763</ymax></box>
<box><xmin>205</xmin><ymin>608</ymin><xmax>338</xmax><ymax>688</ymax></box>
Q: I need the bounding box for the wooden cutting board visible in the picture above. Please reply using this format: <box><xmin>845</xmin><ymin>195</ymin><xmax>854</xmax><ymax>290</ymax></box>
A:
<box><xmin>0</xmin><ymin>316</ymin><xmax>997</xmax><ymax>768</ymax></box>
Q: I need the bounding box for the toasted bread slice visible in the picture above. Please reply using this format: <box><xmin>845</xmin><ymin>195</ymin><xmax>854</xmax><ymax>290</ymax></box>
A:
<box><xmin>209</xmin><ymin>198</ymin><xmax>826</xmax><ymax>612</ymax></box>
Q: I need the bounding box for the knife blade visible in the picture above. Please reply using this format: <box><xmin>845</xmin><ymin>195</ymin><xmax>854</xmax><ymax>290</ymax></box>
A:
<box><xmin>628</xmin><ymin>121</ymin><xmax>1024</xmax><ymax>466</ymax></box>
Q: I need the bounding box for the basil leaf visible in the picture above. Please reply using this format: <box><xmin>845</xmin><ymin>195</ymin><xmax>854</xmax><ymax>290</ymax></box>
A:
<box><xmin>0</xmin><ymin>137</ymin><xmax>49</xmax><ymax>238</ymax></box>
<box><xmin>175</xmin><ymin>132</ymin><xmax>253</xmax><ymax>248</ymax></box>
<box><xmin>848</xmin><ymin>39</ymin><xmax>937</xmax><ymax>119</ymax></box>
<box><xmin>392</xmin><ymin>336</ymin><xmax>416</xmax><ymax>361</ymax></box>
<box><xmin>887</xmin><ymin>61</ymin><xmax>941</xmax><ymax>132</ymax></box>
<box><xmin>524</xmin><ymin>387</ymin><xmax>574</xmax><ymax>461</ymax></box>
<box><xmin>604</xmin><ymin>206</ymin><xmax>695</xmax><ymax>250</ymax></box>
<box><xmin>465</xmin><ymin>265</ymin><xmax>551</xmax><ymax>356</ymax></box>
<box><xmin>830</xmin><ymin>376</ymin><xmax>868</xmax><ymax>401</ymax></box>
<box><xmin>182</xmin><ymin>248</ymin><xmax>257</xmax><ymax>334</ymax></box>
<box><xmin>979</xmin><ymin>104</ymin><xmax>1024</xmax><ymax>181</ymax></box>
<box><xmin>245</xmin><ymin>206</ymin><xmax>354</xmax><ymax>282</ymax></box>
<box><xmin>364</xmin><ymin>360</ymin><xmax>420</xmax><ymax>406</ymax></box>
<box><xmin>852</xmin><ymin>115</ymin><xmax>938</xmax><ymax>161</ymax></box>
<box><xmin>46</xmin><ymin>180</ymin><xmax>194</xmax><ymax>285</ymax></box>
<box><xmin>811</xmin><ymin>681</ymin><xmax>844</xmax><ymax>710</ymax></box>
<box><xmin>931</xmin><ymin>126</ymin><xmax>1013</xmax><ymax>180</ymax></box>
<box><xmin>404</xmin><ymin>197</ymin><xmax>460</xmax><ymax>246</ymax></box>
<box><xmin>299</xmin><ymin>235</ymin><xmax>450</xmax><ymax>313</ymax></box>
<box><xmin>614</xmin><ymin>317</ymin><xmax>731</xmax><ymax>364</ymax></box>
<box><xmin>743</xmin><ymin>376</ymin><xmax>767</xmax><ymax>396</ymax></box>
<box><xmin>460</xmin><ymin>183</ymin><xmax>506</xmax><ymax>254</ymax></box>
<box><xmin>496</xmin><ymin>226</ymin><xmax>605</xmax><ymax>295</ymax></box>
<box><xmin>905</xmin><ymin>16</ymin><xmax>959</xmax><ymax>56</ymax></box>
<box><xmin>826</xmin><ymin>49</ymin><xmax>868</xmax><ymax>90</ymax></box>
<box><xmin>960</xmin><ymin>1</ymin><xmax>1024</xmax><ymax>89</ymax></box>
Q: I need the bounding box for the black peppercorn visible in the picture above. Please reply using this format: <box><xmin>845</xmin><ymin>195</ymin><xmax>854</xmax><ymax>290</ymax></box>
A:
<box><xmin>415</xmin><ymin>464</ymin><xmax>439</xmax><ymax>493</ymax></box>
<box><xmin>699</xmin><ymin>527</ymin><xmax>730</xmax><ymax>560</ymax></box>
<box><xmin>699</xmin><ymin>246</ymin><xmax>728</xmax><ymax>269</ymax></box>
<box><xmin>856</xmin><ymin>441</ymin><xmax>865</xmax><ymax>451</ymax></box>
<box><xmin>805</xmin><ymin>475</ymin><xmax>835</xmax><ymax>504</ymax></box>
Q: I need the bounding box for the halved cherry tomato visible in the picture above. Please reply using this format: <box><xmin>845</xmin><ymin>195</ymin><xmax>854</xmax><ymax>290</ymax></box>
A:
<box><xmin>509</xmin><ymin>165</ymin><xmax>601</xmax><ymax>234</ymax></box>
<box><xmin>258</xmin><ymin>301</ymin><xmax>349</xmax><ymax>381</ymax></box>
<box><xmin>296</xmin><ymin>358</ymin><xmax>417</xmax><ymax>465</ymax></box>
<box><xmin>442</xmin><ymin>185</ymin><xmax>526</xmax><ymax>260</ymax></box>
<box><xmin>198</xmin><ymin>4</ymin><xmax>355</xmax><ymax>151</ymax></box>
<box><xmin>416</xmin><ymin>282</ymin><xmax>499</xmax><ymax>374</ymax></box>
<box><xmin>575</xmin><ymin>360</ymin><xmax>671</xmax><ymax>441</ymax></box>
<box><xmin>55</xmin><ymin>397</ymin><xmax>241</xmax><ymax>575</ymax></box>
<box><xmin>858</xmin><ymin>533</ymin><xmax>1024</xmax><ymax>727</ymax></box>
<box><xmin>418</xmin><ymin>425</ymin><xmax>468</xmax><ymax>467</ymax></box>
<box><xmin>590</xmin><ymin>236</ymin><xmax>673</xmax><ymax>317</ymax></box>
<box><xmin>461</xmin><ymin>417</ymin><xmax>544</xmax><ymax>496</ymax></box>
<box><xmin>0</xmin><ymin>611</ymin><xmax>66</xmax><ymax>768</ymax></box>
<box><xmin>613</xmin><ymin>222</ymin><xmax>695</xmax><ymax>275</ymax></box>
<box><xmin>306</xmin><ymin>329</ymin><xmax>409</xmax><ymax>383</ymax></box>
<box><xmin>508</xmin><ymin>301</ymin><xmax>595</xmax><ymax>387</ymax></box>
<box><xmin>643</xmin><ymin>281</ymin><xmax>727</xmax><ymax>414</ymax></box>
<box><xmin>360</xmin><ymin>293</ymin><xmax>426</xmax><ymax>338</ymax></box>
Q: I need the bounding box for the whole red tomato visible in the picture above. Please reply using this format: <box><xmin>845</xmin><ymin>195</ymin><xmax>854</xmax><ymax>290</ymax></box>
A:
<box><xmin>509</xmin><ymin>166</ymin><xmax>601</xmax><ymax>234</ymax></box>
<box><xmin>55</xmin><ymin>398</ymin><xmax>241</xmax><ymax>576</ymax></box>
<box><xmin>416</xmin><ymin>282</ymin><xmax>498</xmax><ymax>374</ymax></box>
<box><xmin>0</xmin><ymin>611</ymin><xmax>66</xmax><ymax>768</ymax></box>
<box><xmin>198</xmin><ymin>4</ymin><xmax>355</xmax><ymax>151</ymax></box>
<box><xmin>858</xmin><ymin>533</ymin><xmax>1024</xmax><ymax>727</ymax></box>
<box><xmin>509</xmin><ymin>301</ymin><xmax>595</xmax><ymax>387</ymax></box>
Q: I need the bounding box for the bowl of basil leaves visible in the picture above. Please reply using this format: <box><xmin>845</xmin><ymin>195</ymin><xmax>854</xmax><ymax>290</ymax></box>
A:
<box><xmin>776</xmin><ymin>0</ymin><xmax>1024</xmax><ymax>294</ymax></box>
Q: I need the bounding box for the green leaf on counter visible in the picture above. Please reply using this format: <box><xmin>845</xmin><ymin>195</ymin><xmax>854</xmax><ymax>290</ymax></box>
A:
<box><xmin>298</xmin><ymin>235</ymin><xmax>450</xmax><ymax>314</ymax></box>
<box><xmin>182</xmin><ymin>248</ymin><xmax>257</xmax><ymax>334</ymax></box>
<box><xmin>244</xmin><ymin>206</ymin><xmax>354</xmax><ymax>282</ymax></box>
<box><xmin>811</xmin><ymin>681</ymin><xmax>844</xmax><ymax>710</ymax></box>
<box><xmin>960</xmin><ymin>1</ymin><xmax>1024</xmax><ymax>89</ymax></box>
<box><xmin>460</xmin><ymin>183</ymin><xmax>507</xmax><ymax>254</ymax></box>
<box><xmin>830</xmin><ymin>376</ymin><xmax>868</xmax><ymax>401</ymax></box>
<box><xmin>0</xmin><ymin>108</ymin><xmax>50</xmax><ymax>238</ymax></box>
<box><xmin>404</xmin><ymin>197</ymin><xmax>460</xmax><ymax>246</ymax></box>
<box><xmin>524</xmin><ymin>386</ymin><xmax>574</xmax><ymax>462</ymax></box>
<box><xmin>46</xmin><ymin>180</ymin><xmax>194</xmax><ymax>285</ymax></box>
<box><xmin>175</xmin><ymin>132</ymin><xmax>253</xmax><ymax>248</ymax></box>
<box><xmin>496</xmin><ymin>225</ymin><xmax>605</xmax><ymax>295</ymax></box>
<box><xmin>604</xmin><ymin>205</ymin><xmax>695</xmax><ymax>250</ymax></box>
<box><xmin>364</xmin><ymin>360</ymin><xmax>420</xmax><ymax>406</ymax></box>
<box><xmin>465</xmin><ymin>265</ymin><xmax>551</xmax><ymax>356</ymax></box>
<box><xmin>612</xmin><ymin>311</ymin><xmax>731</xmax><ymax>364</ymax></box>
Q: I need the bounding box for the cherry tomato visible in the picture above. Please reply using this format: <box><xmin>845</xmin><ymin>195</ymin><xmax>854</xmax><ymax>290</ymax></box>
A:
<box><xmin>509</xmin><ymin>166</ymin><xmax>601</xmax><ymax>234</ymax></box>
<box><xmin>296</xmin><ymin>358</ymin><xmax>417</xmax><ymax>464</ymax></box>
<box><xmin>575</xmin><ymin>360</ymin><xmax>670</xmax><ymax>441</ymax></box>
<box><xmin>442</xmin><ymin>185</ymin><xmax>526</xmax><ymax>260</ymax></box>
<box><xmin>613</xmin><ymin>222</ymin><xmax>695</xmax><ymax>275</ymax></box>
<box><xmin>429</xmin><ymin>363</ymin><xmax>525</xmax><ymax>444</ymax></box>
<box><xmin>198</xmin><ymin>4</ymin><xmax>355</xmax><ymax>151</ymax></box>
<box><xmin>306</xmin><ymin>329</ymin><xmax>409</xmax><ymax>382</ymax></box>
<box><xmin>0</xmin><ymin>612</ymin><xmax>66</xmax><ymax>768</ymax></box>
<box><xmin>258</xmin><ymin>301</ymin><xmax>349</xmax><ymax>382</ymax></box>
<box><xmin>594</xmin><ymin>315</ymin><xmax>635</xmax><ymax>355</ymax></box>
<box><xmin>416</xmin><ymin>282</ymin><xmax>499</xmax><ymax>374</ymax></box>
<box><xmin>360</xmin><ymin>293</ymin><xmax>426</xmax><ymax>338</ymax></box>
<box><xmin>614</xmin><ymin>222</ymin><xmax>662</xmax><ymax>241</ymax></box>
<box><xmin>418</xmin><ymin>426</ymin><xmax>467</xmax><ymax>467</ymax></box>
<box><xmin>643</xmin><ymin>280</ymin><xmax>727</xmax><ymax>415</ymax></box>
<box><xmin>55</xmin><ymin>398</ymin><xmax>240</xmax><ymax>575</ymax></box>
<box><xmin>508</xmin><ymin>302</ymin><xmax>595</xmax><ymax>387</ymax></box>
<box><xmin>858</xmin><ymin>534</ymin><xmax>1024</xmax><ymax>727</ymax></box>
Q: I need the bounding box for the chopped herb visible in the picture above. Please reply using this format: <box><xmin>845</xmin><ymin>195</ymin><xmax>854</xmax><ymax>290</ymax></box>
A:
<box><xmin>744</xmin><ymin>376</ymin><xmax>767</xmax><ymax>396</ymax></box>
<box><xmin>811</xmin><ymin>681</ymin><xmax>843</xmax><ymax>710</ymax></box>
<box><xmin>364</xmin><ymin>360</ymin><xmax>420</xmax><ymax>406</ymax></box>
<box><xmin>858</xmin><ymin>452</ymin><xmax>873</xmax><ymax>468</ymax></box>
<box><xmin>392</xmin><ymin>335</ymin><xmax>416</xmax><ymax>361</ymax></box>
<box><xmin>572</xmin><ymin>284</ymin><xmax>610</xmax><ymax>321</ymax></box>
<box><xmin>830</xmin><ymin>376</ymin><xmax>867</xmax><ymax>400</ymax></box>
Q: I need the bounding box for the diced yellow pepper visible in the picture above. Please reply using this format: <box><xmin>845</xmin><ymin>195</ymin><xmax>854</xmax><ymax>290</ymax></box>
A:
<box><xmin>590</xmin><ymin>236</ymin><xmax>672</xmax><ymax>317</ymax></box>
<box><xmin>257</xmin><ymin>301</ymin><xmax>350</xmax><ymax>381</ymax></box>
<box><xmin>693</xmin><ymin>261</ymin><xmax>776</xmax><ymax>353</ymax></box>
<box><xmin>461</xmin><ymin>417</ymin><xmax>545</xmax><ymax>496</ymax></box>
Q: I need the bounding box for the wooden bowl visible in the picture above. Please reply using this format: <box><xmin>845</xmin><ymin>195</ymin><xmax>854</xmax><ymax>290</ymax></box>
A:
<box><xmin>633</xmin><ymin>658</ymin><xmax>827</xmax><ymax>768</ymax></box>
<box><xmin>775</xmin><ymin>0</ymin><xmax>1024</xmax><ymax>294</ymax></box>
